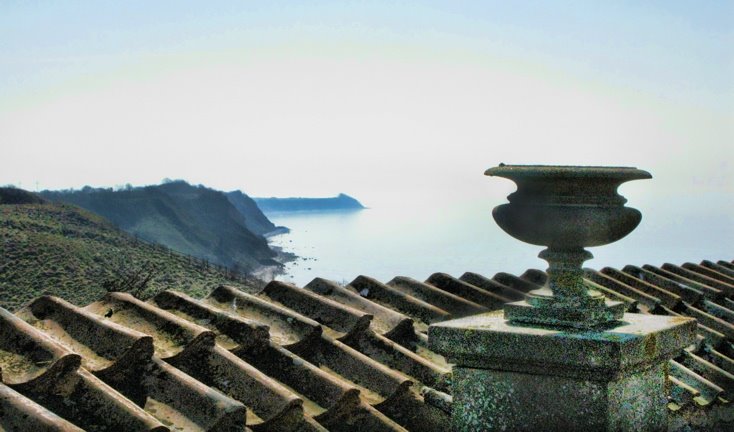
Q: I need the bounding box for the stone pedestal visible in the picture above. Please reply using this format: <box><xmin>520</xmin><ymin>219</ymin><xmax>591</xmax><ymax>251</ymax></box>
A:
<box><xmin>428</xmin><ymin>312</ymin><xmax>696</xmax><ymax>432</ymax></box>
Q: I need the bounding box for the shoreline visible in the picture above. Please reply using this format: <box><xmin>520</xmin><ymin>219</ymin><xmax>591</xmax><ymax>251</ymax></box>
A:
<box><xmin>252</xmin><ymin>243</ymin><xmax>298</xmax><ymax>282</ymax></box>
<box><xmin>263</xmin><ymin>225</ymin><xmax>290</xmax><ymax>238</ymax></box>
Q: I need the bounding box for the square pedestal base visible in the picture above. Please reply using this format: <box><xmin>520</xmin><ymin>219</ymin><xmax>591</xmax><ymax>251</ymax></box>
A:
<box><xmin>429</xmin><ymin>312</ymin><xmax>696</xmax><ymax>432</ymax></box>
<box><xmin>453</xmin><ymin>362</ymin><xmax>666</xmax><ymax>432</ymax></box>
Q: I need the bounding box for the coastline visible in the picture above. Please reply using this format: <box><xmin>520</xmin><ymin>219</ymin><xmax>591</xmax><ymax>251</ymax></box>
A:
<box><xmin>263</xmin><ymin>226</ymin><xmax>290</xmax><ymax>238</ymax></box>
<box><xmin>252</xmin><ymin>242</ymin><xmax>298</xmax><ymax>282</ymax></box>
<box><xmin>255</xmin><ymin>207</ymin><xmax>369</xmax><ymax>286</ymax></box>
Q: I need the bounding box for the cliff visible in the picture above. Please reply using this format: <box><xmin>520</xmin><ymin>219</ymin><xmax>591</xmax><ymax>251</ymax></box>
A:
<box><xmin>41</xmin><ymin>181</ymin><xmax>279</xmax><ymax>273</ymax></box>
<box><xmin>254</xmin><ymin>193</ymin><xmax>365</xmax><ymax>213</ymax></box>
<box><xmin>226</xmin><ymin>190</ymin><xmax>283</xmax><ymax>235</ymax></box>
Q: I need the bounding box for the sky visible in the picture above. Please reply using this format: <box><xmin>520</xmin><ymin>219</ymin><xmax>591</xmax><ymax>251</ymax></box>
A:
<box><xmin>1</xmin><ymin>1</ymin><xmax>732</xmax><ymax>212</ymax></box>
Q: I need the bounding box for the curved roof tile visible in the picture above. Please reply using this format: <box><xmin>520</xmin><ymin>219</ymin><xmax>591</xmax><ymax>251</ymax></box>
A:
<box><xmin>1</xmin><ymin>257</ymin><xmax>732</xmax><ymax>430</ymax></box>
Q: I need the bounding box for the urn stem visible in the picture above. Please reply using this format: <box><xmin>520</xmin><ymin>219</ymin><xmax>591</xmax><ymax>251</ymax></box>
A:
<box><xmin>540</xmin><ymin>248</ymin><xmax>592</xmax><ymax>299</ymax></box>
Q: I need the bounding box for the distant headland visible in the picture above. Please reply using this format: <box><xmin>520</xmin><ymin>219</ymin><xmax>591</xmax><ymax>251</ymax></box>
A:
<box><xmin>254</xmin><ymin>193</ymin><xmax>366</xmax><ymax>213</ymax></box>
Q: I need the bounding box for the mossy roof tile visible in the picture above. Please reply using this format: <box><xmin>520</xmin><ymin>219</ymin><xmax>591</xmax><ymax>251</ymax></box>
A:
<box><xmin>1</xmin><ymin>256</ymin><xmax>732</xmax><ymax>430</ymax></box>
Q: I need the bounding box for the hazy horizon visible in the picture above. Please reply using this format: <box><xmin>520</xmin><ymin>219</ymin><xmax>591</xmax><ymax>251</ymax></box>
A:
<box><xmin>2</xmin><ymin>1</ymin><xmax>732</xmax><ymax>216</ymax></box>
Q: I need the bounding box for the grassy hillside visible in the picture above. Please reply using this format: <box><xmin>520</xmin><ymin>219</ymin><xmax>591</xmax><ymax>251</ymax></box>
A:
<box><xmin>0</xmin><ymin>187</ymin><xmax>47</xmax><ymax>204</ymax></box>
<box><xmin>0</xmin><ymin>202</ymin><xmax>260</xmax><ymax>311</ymax></box>
<box><xmin>41</xmin><ymin>181</ymin><xmax>279</xmax><ymax>273</ymax></box>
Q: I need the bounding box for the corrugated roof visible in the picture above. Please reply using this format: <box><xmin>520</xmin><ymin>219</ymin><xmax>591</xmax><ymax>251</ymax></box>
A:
<box><xmin>1</xmin><ymin>258</ymin><xmax>733</xmax><ymax>431</ymax></box>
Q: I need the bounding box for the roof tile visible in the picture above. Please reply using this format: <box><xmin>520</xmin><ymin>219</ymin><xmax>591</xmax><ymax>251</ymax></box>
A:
<box><xmin>0</xmin><ymin>382</ymin><xmax>84</xmax><ymax>432</ymax></box>
<box><xmin>425</xmin><ymin>273</ymin><xmax>508</xmax><ymax>308</ymax></box>
<box><xmin>386</xmin><ymin>276</ymin><xmax>487</xmax><ymax>317</ymax></box>
<box><xmin>347</xmin><ymin>275</ymin><xmax>451</xmax><ymax>325</ymax></box>
<box><xmin>2</xmin><ymin>256</ymin><xmax>733</xmax><ymax>430</ymax></box>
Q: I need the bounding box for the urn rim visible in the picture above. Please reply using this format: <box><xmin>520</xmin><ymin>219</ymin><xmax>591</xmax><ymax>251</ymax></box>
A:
<box><xmin>485</xmin><ymin>164</ymin><xmax>652</xmax><ymax>181</ymax></box>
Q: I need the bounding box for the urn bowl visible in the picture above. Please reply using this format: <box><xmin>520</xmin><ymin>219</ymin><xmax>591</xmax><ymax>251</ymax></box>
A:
<box><xmin>486</xmin><ymin>165</ymin><xmax>652</xmax><ymax>250</ymax></box>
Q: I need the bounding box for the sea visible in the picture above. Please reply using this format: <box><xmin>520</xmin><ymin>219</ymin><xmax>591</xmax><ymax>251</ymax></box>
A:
<box><xmin>265</xmin><ymin>195</ymin><xmax>733</xmax><ymax>287</ymax></box>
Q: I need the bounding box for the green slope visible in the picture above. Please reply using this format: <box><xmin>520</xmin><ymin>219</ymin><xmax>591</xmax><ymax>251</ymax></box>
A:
<box><xmin>0</xmin><ymin>202</ymin><xmax>260</xmax><ymax>311</ymax></box>
<box><xmin>41</xmin><ymin>181</ymin><xmax>279</xmax><ymax>273</ymax></box>
<box><xmin>0</xmin><ymin>187</ymin><xmax>47</xmax><ymax>204</ymax></box>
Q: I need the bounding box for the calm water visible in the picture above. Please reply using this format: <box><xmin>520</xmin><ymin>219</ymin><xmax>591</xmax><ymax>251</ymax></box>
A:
<box><xmin>266</xmin><ymin>196</ymin><xmax>733</xmax><ymax>287</ymax></box>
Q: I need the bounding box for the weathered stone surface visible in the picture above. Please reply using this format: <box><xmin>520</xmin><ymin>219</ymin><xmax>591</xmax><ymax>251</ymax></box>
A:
<box><xmin>429</xmin><ymin>312</ymin><xmax>697</xmax><ymax>431</ymax></box>
<box><xmin>504</xmin><ymin>296</ymin><xmax>626</xmax><ymax>329</ymax></box>
<box><xmin>452</xmin><ymin>362</ymin><xmax>668</xmax><ymax>432</ymax></box>
<box><xmin>430</xmin><ymin>313</ymin><xmax>696</xmax><ymax>377</ymax></box>
<box><xmin>453</xmin><ymin>363</ymin><xmax>667</xmax><ymax>431</ymax></box>
<box><xmin>484</xmin><ymin>165</ymin><xmax>651</xmax><ymax>249</ymax></box>
<box><xmin>486</xmin><ymin>164</ymin><xmax>652</xmax><ymax>328</ymax></box>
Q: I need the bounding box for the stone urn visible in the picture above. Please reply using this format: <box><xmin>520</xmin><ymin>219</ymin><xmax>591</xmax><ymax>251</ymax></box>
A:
<box><xmin>485</xmin><ymin>164</ymin><xmax>652</xmax><ymax>328</ymax></box>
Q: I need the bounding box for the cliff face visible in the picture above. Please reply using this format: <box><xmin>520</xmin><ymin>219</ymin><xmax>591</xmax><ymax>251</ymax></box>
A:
<box><xmin>41</xmin><ymin>181</ymin><xmax>279</xmax><ymax>273</ymax></box>
<box><xmin>226</xmin><ymin>190</ymin><xmax>277</xmax><ymax>235</ymax></box>
<box><xmin>254</xmin><ymin>193</ymin><xmax>365</xmax><ymax>213</ymax></box>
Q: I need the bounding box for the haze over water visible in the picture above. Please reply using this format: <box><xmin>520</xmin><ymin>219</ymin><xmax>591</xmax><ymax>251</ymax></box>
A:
<box><xmin>268</xmin><ymin>191</ymin><xmax>733</xmax><ymax>287</ymax></box>
<box><xmin>1</xmin><ymin>1</ymin><xmax>731</xmax><ymax>276</ymax></box>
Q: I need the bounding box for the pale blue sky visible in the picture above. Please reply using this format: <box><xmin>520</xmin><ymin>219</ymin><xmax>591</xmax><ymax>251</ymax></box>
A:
<box><xmin>1</xmin><ymin>1</ymin><xmax>732</xmax><ymax>208</ymax></box>
<box><xmin>2</xmin><ymin>1</ymin><xmax>732</xmax><ymax>107</ymax></box>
